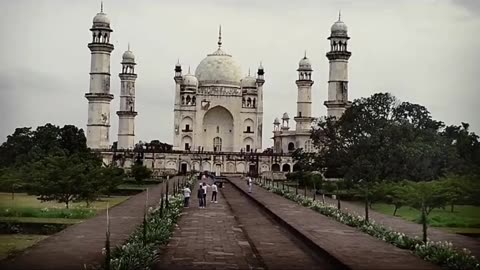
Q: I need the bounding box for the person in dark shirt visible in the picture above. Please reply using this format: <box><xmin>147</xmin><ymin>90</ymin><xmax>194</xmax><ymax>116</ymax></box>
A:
<box><xmin>197</xmin><ymin>183</ymin><xmax>205</xmax><ymax>208</ymax></box>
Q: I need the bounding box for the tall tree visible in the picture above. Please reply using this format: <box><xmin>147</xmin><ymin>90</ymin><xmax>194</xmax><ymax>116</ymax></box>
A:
<box><xmin>0</xmin><ymin>127</ymin><xmax>35</xmax><ymax>167</ymax></box>
<box><xmin>311</xmin><ymin>93</ymin><xmax>453</xmax><ymax>182</ymax></box>
<box><xmin>26</xmin><ymin>152</ymin><xmax>102</xmax><ymax>208</ymax></box>
<box><xmin>442</xmin><ymin>123</ymin><xmax>480</xmax><ymax>174</ymax></box>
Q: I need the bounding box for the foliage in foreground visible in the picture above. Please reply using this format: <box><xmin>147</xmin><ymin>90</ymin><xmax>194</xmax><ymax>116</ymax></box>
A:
<box><xmin>108</xmin><ymin>194</ymin><xmax>184</xmax><ymax>270</ymax></box>
<box><xmin>257</xmin><ymin>181</ymin><xmax>480</xmax><ymax>270</ymax></box>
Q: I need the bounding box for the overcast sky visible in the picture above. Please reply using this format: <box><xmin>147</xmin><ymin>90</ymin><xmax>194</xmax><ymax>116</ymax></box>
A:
<box><xmin>1</xmin><ymin>0</ymin><xmax>479</xmax><ymax>148</ymax></box>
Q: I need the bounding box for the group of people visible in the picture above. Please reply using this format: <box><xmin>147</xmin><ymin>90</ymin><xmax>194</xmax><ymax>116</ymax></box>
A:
<box><xmin>197</xmin><ymin>181</ymin><xmax>218</xmax><ymax>208</ymax></box>
<box><xmin>182</xmin><ymin>172</ymin><xmax>219</xmax><ymax>208</ymax></box>
<box><xmin>182</xmin><ymin>173</ymin><xmax>253</xmax><ymax>208</ymax></box>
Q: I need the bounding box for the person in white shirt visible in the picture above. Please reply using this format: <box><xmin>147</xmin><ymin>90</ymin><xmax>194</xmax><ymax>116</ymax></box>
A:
<box><xmin>211</xmin><ymin>183</ymin><xmax>218</xmax><ymax>203</ymax></box>
<box><xmin>248</xmin><ymin>177</ymin><xmax>253</xmax><ymax>193</ymax></box>
<box><xmin>202</xmin><ymin>182</ymin><xmax>208</xmax><ymax>208</ymax></box>
<box><xmin>183</xmin><ymin>185</ymin><xmax>191</xmax><ymax>208</ymax></box>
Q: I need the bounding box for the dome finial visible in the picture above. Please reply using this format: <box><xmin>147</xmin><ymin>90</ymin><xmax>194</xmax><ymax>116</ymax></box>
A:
<box><xmin>338</xmin><ymin>10</ymin><xmax>342</xmax><ymax>21</ymax></box>
<box><xmin>188</xmin><ymin>66</ymin><xmax>191</xmax><ymax>74</ymax></box>
<box><xmin>101</xmin><ymin>1</ymin><xmax>104</xmax><ymax>13</ymax></box>
<box><xmin>248</xmin><ymin>68</ymin><xmax>251</xmax><ymax>76</ymax></box>
<box><xmin>304</xmin><ymin>50</ymin><xmax>307</xmax><ymax>59</ymax></box>
<box><xmin>128</xmin><ymin>42</ymin><xmax>130</xmax><ymax>51</ymax></box>
<box><xmin>218</xmin><ymin>25</ymin><xmax>222</xmax><ymax>48</ymax></box>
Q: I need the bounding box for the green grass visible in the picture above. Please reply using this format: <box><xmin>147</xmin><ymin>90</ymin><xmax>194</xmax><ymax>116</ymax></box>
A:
<box><xmin>0</xmin><ymin>234</ymin><xmax>48</xmax><ymax>260</ymax></box>
<box><xmin>440</xmin><ymin>227</ymin><xmax>480</xmax><ymax>234</ymax></box>
<box><xmin>0</xmin><ymin>193</ymin><xmax>129</xmax><ymax>219</ymax></box>
<box><xmin>371</xmin><ymin>203</ymin><xmax>480</xmax><ymax>228</ymax></box>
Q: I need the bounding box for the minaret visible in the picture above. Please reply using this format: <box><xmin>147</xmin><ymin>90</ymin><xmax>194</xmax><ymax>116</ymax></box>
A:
<box><xmin>324</xmin><ymin>12</ymin><xmax>352</xmax><ymax>119</ymax></box>
<box><xmin>281</xmin><ymin>113</ymin><xmax>290</xmax><ymax>131</ymax></box>
<box><xmin>85</xmin><ymin>3</ymin><xmax>114</xmax><ymax>149</ymax></box>
<box><xmin>256</xmin><ymin>62</ymin><xmax>265</xmax><ymax>150</ymax></box>
<box><xmin>172</xmin><ymin>60</ymin><xmax>183</xmax><ymax>150</ymax></box>
<box><xmin>294</xmin><ymin>51</ymin><xmax>314</xmax><ymax>131</ymax></box>
<box><xmin>116</xmin><ymin>45</ymin><xmax>138</xmax><ymax>150</ymax></box>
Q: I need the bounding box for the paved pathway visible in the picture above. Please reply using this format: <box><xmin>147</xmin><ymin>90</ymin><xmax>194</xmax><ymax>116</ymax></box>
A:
<box><xmin>287</xmin><ymin>183</ymin><xmax>480</xmax><ymax>258</ymax></box>
<box><xmin>230</xmin><ymin>178</ymin><xmax>438</xmax><ymax>270</ymax></box>
<box><xmin>154</xmin><ymin>183</ymin><xmax>263</xmax><ymax>270</ymax></box>
<box><xmin>0</xmin><ymin>177</ymin><xmax>182</xmax><ymax>270</ymax></box>
<box><xmin>221</xmin><ymin>182</ymin><xmax>341</xmax><ymax>269</ymax></box>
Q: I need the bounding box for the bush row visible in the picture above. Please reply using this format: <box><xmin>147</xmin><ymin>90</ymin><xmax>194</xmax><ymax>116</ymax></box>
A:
<box><xmin>257</xmin><ymin>181</ymin><xmax>480</xmax><ymax>270</ymax></box>
<box><xmin>107</xmin><ymin>174</ymin><xmax>196</xmax><ymax>270</ymax></box>
<box><xmin>108</xmin><ymin>194</ymin><xmax>184</xmax><ymax>270</ymax></box>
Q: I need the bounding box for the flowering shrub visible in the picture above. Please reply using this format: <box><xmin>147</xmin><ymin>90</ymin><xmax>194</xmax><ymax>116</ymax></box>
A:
<box><xmin>108</xmin><ymin>194</ymin><xmax>184</xmax><ymax>270</ymax></box>
<box><xmin>257</xmin><ymin>181</ymin><xmax>480</xmax><ymax>270</ymax></box>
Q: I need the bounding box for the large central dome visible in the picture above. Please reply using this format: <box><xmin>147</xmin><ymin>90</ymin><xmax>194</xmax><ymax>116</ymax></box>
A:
<box><xmin>195</xmin><ymin>47</ymin><xmax>242</xmax><ymax>86</ymax></box>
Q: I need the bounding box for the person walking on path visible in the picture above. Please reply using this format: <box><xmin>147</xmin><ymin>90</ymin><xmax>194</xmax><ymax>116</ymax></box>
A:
<box><xmin>202</xmin><ymin>182</ymin><xmax>208</xmax><ymax>208</ymax></box>
<box><xmin>197</xmin><ymin>183</ymin><xmax>205</xmax><ymax>208</ymax></box>
<box><xmin>183</xmin><ymin>185</ymin><xmax>191</xmax><ymax>207</ymax></box>
<box><xmin>248</xmin><ymin>176</ymin><xmax>253</xmax><ymax>193</ymax></box>
<box><xmin>211</xmin><ymin>182</ymin><xmax>218</xmax><ymax>203</ymax></box>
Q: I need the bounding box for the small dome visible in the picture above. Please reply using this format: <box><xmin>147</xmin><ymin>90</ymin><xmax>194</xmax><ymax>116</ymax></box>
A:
<box><xmin>273</xmin><ymin>118</ymin><xmax>280</xmax><ymax>125</ymax></box>
<box><xmin>93</xmin><ymin>12</ymin><xmax>110</xmax><ymax>25</ymax></box>
<box><xmin>122</xmin><ymin>50</ymin><xmax>135</xmax><ymax>63</ymax></box>
<box><xmin>240</xmin><ymin>75</ymin><xmax>256</xmax><ymax>88</ymax></box>
<box><xmin>282</xmin><ymin>112</ymin><xmax>289</xmax><ymax>120</ymax></box>
<box><xmin>298</xmin><ymin>56</ymin><xmax>312</xmax><ymax>70</ymax></box>
<box><xmin>182</xmin><ymin>73</ymin><xmax>198</xmax><ymax>87</ymax></box>
<box><xmin>331</xmin><ymin>20</ymin><xmax>348</xmax><ymax>35</ymax></box>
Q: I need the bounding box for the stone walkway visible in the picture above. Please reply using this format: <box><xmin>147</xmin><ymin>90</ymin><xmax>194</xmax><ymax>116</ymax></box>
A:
<box><xmin>230</xmin><ymin>177</ymin><xmax>438</xmax><ymax>270</ymax></box>
<box><xmin>154</xmin><ymin>183</ymin><xmax>263</xmax><ymax>270</ymax></box>
<box><xmin>221</xmin><ymin>182</ymin><xmax>341</xmax><ymax>269</ymax></box>
<box><xmin>293</xmin><ymin>184</ymin><xmax>480</xmax><ymax>258</ymax></box>
<box><xmin>0</xmin><ymin>177</ymin><xmax>181</xmax><ymax>270</ymax></box>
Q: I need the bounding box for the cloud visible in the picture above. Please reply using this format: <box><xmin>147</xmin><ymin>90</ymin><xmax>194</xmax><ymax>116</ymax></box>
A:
<box><xmin>451</xmin><ymin>0</ymin><xmax>480</xmax><ymax>15</ymax></box>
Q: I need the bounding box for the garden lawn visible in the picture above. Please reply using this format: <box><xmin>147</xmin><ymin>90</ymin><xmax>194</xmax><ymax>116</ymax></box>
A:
<box><xmin>371</xmin><ymin>203</ymin><xmax>480</xmax><ymax>228</ymax></box>
<box><xmin>0</xmin><ymin>234</ymin><xmax>48</xmax><ymax>260</ymax></box>
<box><xmin>0</xmin><ymin>193</ymin><xmax>128</xmax><ymax>209</ymax></box>
<box><xmin>0</xmin><ymin>193</ymin><xmax>129</xmax><ymax>219</ymax></box>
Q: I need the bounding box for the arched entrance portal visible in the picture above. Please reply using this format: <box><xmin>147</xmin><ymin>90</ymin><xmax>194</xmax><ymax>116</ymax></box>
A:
<box><xmin>203</xmin><ymin>106</ymin><xmax>234</xmax><ymax>152</ymax></box>
<box><xmin>282</xmin><ymin>164</ymin><xmax>291</xmax><ymax>172</ymax></box>
<box><xmin>272</xmin><ymin>163</ymin><xmax>280</xmax><ymax>172</ymax></box>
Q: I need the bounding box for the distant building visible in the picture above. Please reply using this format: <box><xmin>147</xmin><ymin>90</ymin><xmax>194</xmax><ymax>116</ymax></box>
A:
<box><xmin>84</xmin><ymin>6</ymin><xmax>351</xmax><ymax>176</ymax></box>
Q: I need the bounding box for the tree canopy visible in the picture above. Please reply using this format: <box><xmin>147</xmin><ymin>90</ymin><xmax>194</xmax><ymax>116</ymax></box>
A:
<box><xmin>308</xmin><ymin>92</ymin><xmax>475</xmax><ymax>183</ymax></box>
<box><xmin>0</xmin><ymin>124</ymin><xmax>88</xmax><ymax>168</ymax></box>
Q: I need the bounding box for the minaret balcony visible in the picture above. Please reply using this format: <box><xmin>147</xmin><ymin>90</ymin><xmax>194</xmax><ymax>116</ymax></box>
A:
<box><xmin>293</xmin><ymin>116</ymin><xmax>314</xmax><ymax>122</ymax></box>
<box><xmin>88</xmin><ymin>43</ymin><xmax>114</xmax><ymax>52</ymax></box>
<box><xmin>116</xmin><ymin>111</ymin><xmax>138</xmax><ymax>117</ymax></box>
<box><xmin>85</xmin><ymin>93</ymin><xmax>113</xmax><ymax>101</ymax></box>
<box><xmin>326</xmin><ymin>51</ymin><xmax>351</xmax><ymax>61</ymax></box>
<box><xmin>295</xmin><ymin>80</ymin><xmax>314</xmax><ymax>86</ymax></box>
<box><xmin>324</xmin><ymin>100</ymin><xmax>352</xmax><ymax>108</ymax></box>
